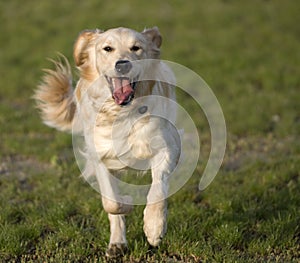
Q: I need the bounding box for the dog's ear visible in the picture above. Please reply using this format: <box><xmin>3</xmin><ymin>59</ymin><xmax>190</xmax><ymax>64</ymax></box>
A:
<box><xmin>73</xmin><ymin>29</ymin><xmax>102</xmax><ymax>67</ymax></box>
<box><xmin>142</xmin><ymin>27</ymin><xmax>162</xmax><ymax>48</ymax></box>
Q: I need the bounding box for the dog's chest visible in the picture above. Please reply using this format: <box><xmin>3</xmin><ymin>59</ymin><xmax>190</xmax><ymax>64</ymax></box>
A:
<box><xmin>90</xmin><ymin>105</ymin><xmax>165</xmax><ymax>170</ymax></box>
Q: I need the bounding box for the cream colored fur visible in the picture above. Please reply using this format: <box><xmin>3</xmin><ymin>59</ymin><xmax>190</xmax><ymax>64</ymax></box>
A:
<box><xmin>34</xmin><ymin>27</ymin><xmax>180</xmax><ymax>256</ymax></box>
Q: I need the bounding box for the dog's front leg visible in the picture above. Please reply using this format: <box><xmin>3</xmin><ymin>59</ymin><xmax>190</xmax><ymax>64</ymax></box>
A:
<box><xmin>143</xmin><ymin>151</ymin><xmax>171</xmax><ymax>247</ymax></box>
<box><xmin>94</xmin><ymin>163</ymin><xmax>132</xmax><ymax>256</ymax></box>
<box><xmin>105</xmin><ymin>214</ymin><xmax>128</xmax><ymax>257</ymax></box>
<box><xmin>95</xmin><ymin>162</ymin><xmax>133</xmax><ymax>214</ymax></box>
<box><xmin>143</xmin><ymin>197</ymin><xmax>167</xmax><ymax>248</ymax></box>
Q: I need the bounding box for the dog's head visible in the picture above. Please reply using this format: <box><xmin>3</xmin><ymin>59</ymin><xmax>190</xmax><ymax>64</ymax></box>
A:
<box><xmin>74</xmin><ymin>27</ymin><xmax>162</xmax><ymax>106</ymax></box>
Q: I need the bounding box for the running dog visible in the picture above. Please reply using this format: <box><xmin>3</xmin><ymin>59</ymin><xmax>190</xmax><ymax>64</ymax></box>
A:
<box><xmin>34</xmin><ymin>27</ymin><xmax>180</xmax><ymax>257</ymax></box>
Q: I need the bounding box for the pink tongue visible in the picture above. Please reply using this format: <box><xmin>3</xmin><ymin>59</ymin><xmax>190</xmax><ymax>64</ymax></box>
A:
<box><xmin>112</xmin><ymin>78</ymin><xmax>134</xmax><ymax>105</ymax></box>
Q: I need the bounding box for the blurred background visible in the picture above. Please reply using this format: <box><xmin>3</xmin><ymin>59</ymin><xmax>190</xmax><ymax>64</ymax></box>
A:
<box><xmin>0</xmin><ymin>0</ymin><xmax>299</xmax><ymax>261</ymax></box>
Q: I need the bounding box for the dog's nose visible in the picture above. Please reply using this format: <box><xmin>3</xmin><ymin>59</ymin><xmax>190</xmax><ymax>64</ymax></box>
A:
<box><xmin>115</xmin><ymin>60</ymin><xmax>132</xmax><ymax>74</ymax></box>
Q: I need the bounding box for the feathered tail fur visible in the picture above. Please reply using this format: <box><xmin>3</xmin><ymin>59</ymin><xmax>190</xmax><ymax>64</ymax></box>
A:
<box><xmin>34</xmin><ymin>56</ymin><xmax>76</xmax><ymax>132</ymax></box>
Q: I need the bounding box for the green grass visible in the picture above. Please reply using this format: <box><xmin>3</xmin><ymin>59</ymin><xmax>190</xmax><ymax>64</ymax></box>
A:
<box><xmin>1</xmin><ymin>0</ymin><xmax>300</xmax><ymax>262</ymax></box>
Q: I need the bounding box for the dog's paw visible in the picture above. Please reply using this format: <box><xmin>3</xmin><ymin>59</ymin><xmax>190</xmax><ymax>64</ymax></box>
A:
<box><xmin>146</xmin><ymin>244</ymin><xmax>159</xmax><ymax>257</ymax></box>
<box><xmin>143</xmin><ymin>202</ymin><xmax>167</xmax><ymax>247</ymax></box>
<box><xmin>105</xmin><ymin>243</ymin><xmax>128</xmax><ymax>259</ymax></box>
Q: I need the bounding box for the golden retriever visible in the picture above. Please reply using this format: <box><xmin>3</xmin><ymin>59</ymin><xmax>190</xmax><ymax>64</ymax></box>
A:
<box><xmin>34</xmin><ymin>27</ymin><xmax>180</xmax><ymax>257</ymax></box>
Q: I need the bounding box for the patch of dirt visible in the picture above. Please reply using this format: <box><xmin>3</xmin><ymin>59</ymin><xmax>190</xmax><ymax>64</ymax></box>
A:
<box><xmin>0</xmin><ymin>154</ymin><xmax>53</xmax><ymax>179</ymax></box>
<box><xmin>222</xmin><ymin>134</ymin><xmax>299</xmax><ymax>172</ymax></box>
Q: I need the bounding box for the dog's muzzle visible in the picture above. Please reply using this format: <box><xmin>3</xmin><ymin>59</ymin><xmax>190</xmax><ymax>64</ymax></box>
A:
<box><xmin>105</xmin><ymin>60</ymin><xmax>138</xmax><ymax>106</ymax></box>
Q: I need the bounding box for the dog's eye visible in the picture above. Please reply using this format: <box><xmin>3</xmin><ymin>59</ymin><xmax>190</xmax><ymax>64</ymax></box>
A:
<box><xmin>103</xmin><ymin>46</ymin><xmax>113</xmax><ymax>52</ymax></box>
<box><xmin>130</xmin><ymin>46</ymin><xmax>141</xmax><ymax>52</ymax></box>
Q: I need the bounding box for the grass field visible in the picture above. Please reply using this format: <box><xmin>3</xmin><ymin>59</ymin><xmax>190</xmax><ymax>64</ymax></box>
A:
<box><xmin>1</xmin><ymin>0</ymin><xmax>300</xmax><ymax>262</ymax></box>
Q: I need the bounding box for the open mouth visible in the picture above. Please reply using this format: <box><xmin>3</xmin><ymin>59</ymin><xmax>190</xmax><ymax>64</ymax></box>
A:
<box><xmin>106</xmin><ymin>76</ymin><xmax>137</xmax><ymax>106</ymax></box>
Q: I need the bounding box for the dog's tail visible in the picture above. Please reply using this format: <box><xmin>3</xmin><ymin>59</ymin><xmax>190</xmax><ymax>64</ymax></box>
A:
<box><xmin>34</xmin><ymin>56</ymin><xmax>76</xmax><ymax>132</ymax></box>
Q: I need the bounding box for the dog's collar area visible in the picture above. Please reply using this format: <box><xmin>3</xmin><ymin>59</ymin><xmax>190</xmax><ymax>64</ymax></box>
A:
<box><xmin>138</xmin><ymin>105</ymin><xmax>148</xmax><ymax>114</ymax></box>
